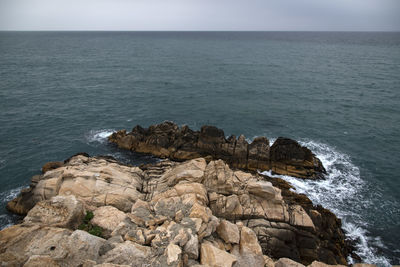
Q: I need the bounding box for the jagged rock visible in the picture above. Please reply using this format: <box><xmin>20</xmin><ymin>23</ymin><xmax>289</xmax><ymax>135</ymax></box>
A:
<box><xmin>184</xmin><ymin>232</ymin><xmax>199</xmax><ymax>259</ymax></box>
<box><xmin>4</xmin><ymin>154</ymin><xmax>350</xmax><ymax>266</ymax></box>
<box><xmin>200</xmin><ymin>241</ymin><xmax>237</xmax><ymax>267</ymax></box>
<box><xmin>270</xmin><ymin>138</ymin><xmax>326</xmax><ymax>179</ymax></box>
<box><xmin>41</xmin><ymin>161</ymin><xmax>64</xmax><ymax>173</ymax></box>
<box><xmin>216</xmin><ymin>219</ymin><xmax>240</xmax><ymax>244</ymax></box>
<box><xmin>165</xmin><ymin>243</ymin><xmax>182</xmax><ymax>265</ymax></box>
<box><xmin>99</xmin><ymin>241</ymin><xmax>152</xmax><ymax>266</ymax></box>
<box><xmin>23</xmin><ymin>195</ymin><xmax>85</xmax><ymax>229</ymax></box>
<box><xmin>108</xmin><ymin>122</ymin><xmax>326</xmax><ymax>179</ymax></box>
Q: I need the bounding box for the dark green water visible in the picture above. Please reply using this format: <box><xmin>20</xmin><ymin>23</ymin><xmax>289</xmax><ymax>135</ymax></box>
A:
<box><xmin>0</xmin><ymin>31</ymin><xmax>399</xmax><ymax>266</ymax></box>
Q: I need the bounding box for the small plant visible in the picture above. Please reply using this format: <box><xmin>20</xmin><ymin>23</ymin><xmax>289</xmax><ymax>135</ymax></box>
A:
<box><xmin>78</xmin><ymin>211</ymin><xmax>103</xmax><ymax>238</ymax></box>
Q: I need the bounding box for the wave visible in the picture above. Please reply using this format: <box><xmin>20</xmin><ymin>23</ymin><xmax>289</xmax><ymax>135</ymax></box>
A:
<box><xmin>85</xmin><ymin>129</ymin><xmax>115</xmax><ymax>144</ymax></box>
<box><xmin>0</xmin><ymin>186</ymin><xmax>25</xmax><ymax>203</ymax></box>
<box><xmin>261</xmin><ymin>140</ymin><xmax>392</xmax><ymax>267</ymax></box>
<box><xmin>0</xmin><ymin>186</ymin><xmax>26</xmax><ymax>230</ymax></box>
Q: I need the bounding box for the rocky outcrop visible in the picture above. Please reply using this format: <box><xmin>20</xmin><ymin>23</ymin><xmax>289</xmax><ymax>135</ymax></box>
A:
<box><xmin>108</xmin><ymin>122</ymin><xmax>326</xmax><ymax>179</ymax></box>
<box><xmin>2</xmin><ymin>154</ymin><xmax>351</xmax><ymax>267</ymax></box>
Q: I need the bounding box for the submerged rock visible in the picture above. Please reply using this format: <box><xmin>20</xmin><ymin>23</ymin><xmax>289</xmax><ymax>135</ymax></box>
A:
<box><xmin>2</xmin><ymin>154</ymin><xmax>350</xmax><ymax>266</ymax></box>
<box><xmin>108</xmin><ymin>122</ymin><xmax>326</xmax><ymax>179</ymax></box>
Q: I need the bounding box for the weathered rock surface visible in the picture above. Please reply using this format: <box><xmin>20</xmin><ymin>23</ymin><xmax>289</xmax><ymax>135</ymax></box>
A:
<box><xmin>2</xmin><ymin>154</ymin><xmax>352</xmax><ymax>267</ymax></box>
<box><xmin>108</xmin><ymin>122</ymin><xmax>326</xmax><ymax>179</ymax></box>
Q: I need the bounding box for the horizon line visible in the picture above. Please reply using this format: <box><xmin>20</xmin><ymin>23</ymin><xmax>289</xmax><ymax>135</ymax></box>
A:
<box><xmin>1</xmin><ymin>30</ymin><xmax>399</xmax><ymax>33</ymax></box>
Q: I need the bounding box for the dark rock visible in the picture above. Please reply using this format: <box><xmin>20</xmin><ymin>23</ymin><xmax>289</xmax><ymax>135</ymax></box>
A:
<box><xmin>108</xmin><ymin>122</ymin><xmax>326</xmax><ymax>179</ymax></box>
<box><xmin>41</xmin><ymin>161</ymin><xmax>64</xmax><ymax>173</ymax></box>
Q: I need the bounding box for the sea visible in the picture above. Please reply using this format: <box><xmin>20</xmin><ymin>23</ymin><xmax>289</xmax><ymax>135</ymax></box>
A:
<box><xmin>0</xmin><ymin>31</ymin><xmax>399</xmax><ymax>266</ymax></box>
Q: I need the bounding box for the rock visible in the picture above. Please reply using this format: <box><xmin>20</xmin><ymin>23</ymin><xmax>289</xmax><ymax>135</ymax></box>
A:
<box><xmin>351</xmin><ymin>264</ymin><xmax>377</xmax><ymax>267</ymax></box>
<box><xmin>200</xmin><ymin>241</ymin><xmax>237</xmax><ymax>267</ymax></box>
<box><xmin>239</xmin><ymin>226</ymin><xmax>263</xmax><ymax>255</ymax></box>
<box><xmin>3</xmin><ymin>154</ymin><xmax>351</xmax><ymax>266</ymax></box>
<box><xmin>92</xmin><ymin>206</ymin><xmax>128</xmax><ymax>238</ymax></box>
<box><xmin>184</xmin><ymin>233</ymin><xmax>199</xmax><ymax>259</ymax></box>
<box><xmin>230</xmin><ymin>226</ymin><xmax>264</xmax><ymax>267</ymax></box>
<box><xmin>100</xmin><ymin>241</ymin><xmax>152</xmax><ymax>266</ymax></box>
<box><xmin>263</xmin><ymin>255</ymin><xmax>275</xmax><ymax>267</ymax></box>
<box><xmin>0</xmin><ymin>225</ymin><xmax>72</xmax><ymax>266</ymax></box>
<box><xmin>42</xmin><ymin>161</ymin><xmax>64</xmax><ymax>173</ymax></box>
<box><xmin>270</xmin><ymin>138</ymin><xmax>326</xmax><ymax>179</ymax></box>
<box><xmin>63</xmin><ymin>230</ymin><xmax>107</xmax><ymax>266</ymax></box>
<box><xmin>275</xmin><ymin>258</ymin><xmax>306</xmax><ymax>267</ymax></box>
<box><xmin>23</xmin><ymin>195</ymin><xmax>85</xmax><ymax>229</ymax></box>
<box><xmin>307</xmin><ymin>261</ymin><xmax>347</xmax><ymax>267</ymax></box>
<box><xmin>108</xmin><ymin>122</ymin><xmax>326</xmax><ymax>179</ymax></box>
<box><xmin>23</xmin><ymin>255</ymin><xmax>61</xmax><ymax>267</ymax></box>
<box><xmin>216</xmin><ymin>219</ymin><xmax>239</xmax><ymax>244</ymax></box>
<box><xmin>165</xmin><ymin>243</ymin><xmax>182</xmax><ymax>265</ymax></box>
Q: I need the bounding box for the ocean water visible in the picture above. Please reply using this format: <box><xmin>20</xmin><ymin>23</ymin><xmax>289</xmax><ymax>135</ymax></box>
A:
<box><xmin>0</xmin><ymin>31</ymin><xmax>399</xmax><ymax>265</ymax></box>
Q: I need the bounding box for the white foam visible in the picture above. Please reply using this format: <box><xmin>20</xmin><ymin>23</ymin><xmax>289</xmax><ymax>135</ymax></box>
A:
<box><xmin>261</xmin><ymin>139</ymin><xmax>392</xmax><ymax>267</ymax></box>
<box><xmin>86</xmin><ymin>129</ymin><xmax>115</xmax><ymax>144</ymax></box>
<box><xmin>0</xmin><ymin>186</ymin><xmax>25</xmax><ymax>203</ymax></box>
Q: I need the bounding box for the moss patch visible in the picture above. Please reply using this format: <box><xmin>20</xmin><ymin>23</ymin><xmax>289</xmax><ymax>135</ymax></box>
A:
<box><xmin>78</xmin><ymin>211</ymin><xmax>103</xmax><ymax>237</ymax></box>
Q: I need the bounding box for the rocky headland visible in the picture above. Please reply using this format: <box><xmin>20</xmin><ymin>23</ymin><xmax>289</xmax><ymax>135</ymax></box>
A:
<box><xmin>1</xmin><ymin>123</ymin><xmax>375</xmax><ymax>267</ymax></box>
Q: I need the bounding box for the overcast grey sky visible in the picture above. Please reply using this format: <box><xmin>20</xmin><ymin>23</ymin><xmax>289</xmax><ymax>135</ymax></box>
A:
<box><xmin>0</xmin><ymin>0</ymin><xmax>399</xmax><ymax>31</ymax></box>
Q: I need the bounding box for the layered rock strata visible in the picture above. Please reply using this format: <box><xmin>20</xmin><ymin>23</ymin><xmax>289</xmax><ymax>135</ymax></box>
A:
<box><xmin>3</xmin><ymin>154</ymin><xmax>350</xmax><ymax>267</ymax></box>
<box><xmin>108</xmin><ymin>122</ymin><xmax>326</xmax><ymax>179</ymax></box>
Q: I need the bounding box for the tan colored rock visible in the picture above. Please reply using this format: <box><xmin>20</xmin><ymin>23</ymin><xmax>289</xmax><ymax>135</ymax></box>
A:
<box><xmin>275</xmin><ymin>258</ymin><xmax>305</xmax><ymax>267</ymax></box>
<box><xmin>63</xmin><ymin>230</ymin><xmax>107</xmax><ymax>266</ymax></box>
<box><xmin>0</xmin><ymin>225</ymin><xmax>72</xmax><ymax>266</ymax></box>
<box><xmin>200</xmin><ymin>241</ymin><xmax>237</xmax><ymax>267</ymax></box>
<box><xmin>165</xmin><ymin>243</ymin><xmax>182</xmax><ymax>265</ymax></box>
<box><xmin>216</xmin><ymin>219</ymin><xmax>239</xmax><ymax>244</ymax></box>
<box><xmin>190</xmin><ymin>202</ymin><xmax>211</xmax><ymax>223</ymax></box>
<box><xmin>230</xmin><ymin>226</ymin><xmax>264</xmax><ymax>267</ymax></box>
<box><xmin>94</xmin><ymin>264</ymin><xmax>131</xmax><ymax>267</ymax></box>
<box><xmin>42</xmin><ymin>161</ymin><xmax>64</xmax><ymax>173</ymax></box>
<box><xmin>100</xmin><ymin>241</ymin><xmax>152</xmax><ymax>266</ymax></box>
<box><xmin>247</xmin><ymin>180</ymin><xmax>277</xmax><ymax>199</ymax></box>
<box><xmin>264</xmin><ymin>255</ymin><xmax>275</xmax><ymax>267</ymax></box>
<box><xmin>239</xmin><ymin>226</ymin><xmax>263</xmax><ymax>255</ymax></box>
<box><xmin>92</xmin><ymin>206</ymin><xmax>128</xmax><ymax>237</ymax></box>
<box><xmin>23</xmin><ymin>195</ymin><xmax>85</xmax><ymax>229</ymax></box>
<box><xmin>23</xmin><ymin>255</ymin><xmax>61</xmax><ymax>267</ymax></box>
<box><xmin>307</xmin><ymin>261</ymin><xmax>346</xmax><ymax>267</ymax></box>
<box><xmin>289</xmin><ymin>205</ymin><xmax>315</xmax><ymax>230</ymax></box>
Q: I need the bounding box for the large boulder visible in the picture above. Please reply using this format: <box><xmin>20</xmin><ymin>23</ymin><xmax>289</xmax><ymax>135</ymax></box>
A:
<box><xmin>23</xmin><ymin>195</ymin><xmax>85</xmax><ymax>229</ymax></box>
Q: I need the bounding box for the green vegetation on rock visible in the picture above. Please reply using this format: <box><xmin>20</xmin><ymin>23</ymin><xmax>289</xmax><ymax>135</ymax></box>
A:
<box><xmin>78</xmin><ymin>211</ymin><xmax>103</xmax><ymax>237</ymax></box>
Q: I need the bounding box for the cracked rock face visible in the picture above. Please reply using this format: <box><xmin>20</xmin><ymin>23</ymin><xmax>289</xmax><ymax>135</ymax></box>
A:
<box><xmin>108</xmin><ymin>122</ymin><xmax>326</xmax><ymax>179</ymax></box>
<box><xmin>3</xmin><ymin>155</ymin><xmax>349</xmax><ymax>267</ymax></box>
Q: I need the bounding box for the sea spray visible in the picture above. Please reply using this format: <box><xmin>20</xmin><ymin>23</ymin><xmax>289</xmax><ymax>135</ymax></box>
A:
<box><xmin>262</xmin><ymin>140</ymin><xmax>391</xmax><ymax>267</ymax></box>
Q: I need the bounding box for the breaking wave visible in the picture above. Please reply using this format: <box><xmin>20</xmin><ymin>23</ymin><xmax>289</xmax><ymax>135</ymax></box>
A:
<box><xmin>262</xmin><ymin>140</ymin><xmax>392</xmax><ymax>267</ymax></box>
<box><xmin>85</xmin><ymin>129</ymin><xmax>115</xmax><ymax>144</ymax></box>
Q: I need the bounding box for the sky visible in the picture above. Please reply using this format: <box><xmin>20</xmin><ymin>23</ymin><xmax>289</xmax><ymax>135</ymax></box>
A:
<box><xmin>0</xmin><ymin>0</ymin><xmax>399</xmax><ymax>31</ymax></box>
